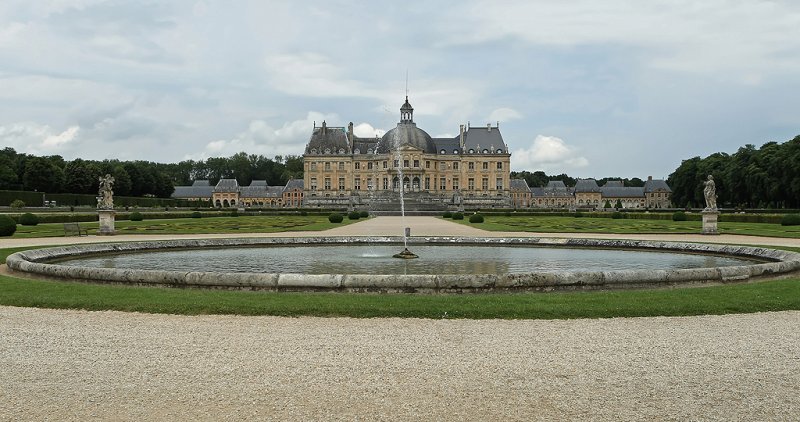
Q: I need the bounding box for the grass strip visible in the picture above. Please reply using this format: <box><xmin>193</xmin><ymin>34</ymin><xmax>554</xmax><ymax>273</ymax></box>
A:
<box><xmin>1</xmin><ymin>275</ymin><xmax>798</xmax><ymax>319</ymax></box>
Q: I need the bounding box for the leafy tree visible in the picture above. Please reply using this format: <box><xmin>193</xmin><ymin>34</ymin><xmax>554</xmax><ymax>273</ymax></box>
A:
<box><xmin>22</xmin><ymin>156</ymin><xmax>64</xmax><ymax>192</ymax></box>
<box><xmin>112</xmin><ymin>166</ymin><xmax>132</xmax><ymax>197</ymax></box>
<box><xmin>64</xmin><ymin>159</ymin><xmax>101</xmax><ymax>194</ymax></box>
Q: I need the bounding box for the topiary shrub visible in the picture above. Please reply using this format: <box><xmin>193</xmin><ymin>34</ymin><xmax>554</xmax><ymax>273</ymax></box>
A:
<box><xmin>129</xmin><ymin>212</ymin><xmax>144</xmax><ymax>221</ymax></box>
<box><xmin>359</xmin><ymin>210</ymin><xmax>369</xmax><ymax>218</ymax></box>
<box><xmin>0</xmin><ymin>214</ymin><xmax>17</xmax><ymax>236</ymax></box>
<box><xmin>603</xmin><ymin>200</ymin><xmax>612</xmax><ymax>209</ymax></box>
<box><xmin>10</xmin><ymin>199</ymin><xmax>25</xmax><ymax>209</ymax></box>
<box><xmin>781</xmin><ymin>214</ymin><xmax>800</xmax><ymax>226</ymax></box>
<box><xmin>18</xmin><ymin>213</ymin><xmax>39</xmax><ymax>226</ymax></box>
<box><xmin>442</xmin><ymin>211</ymin><xmax>452</xmax><ymax>218</ymax></box>
<box><xmin>191</xmin><ymin>211</ymin><xmax>202</xmax><ymax>218</ymax></box>
<box><xmin>451</xmin><ymin>212</ymin><xmax>464</xmax><ymax>220</ymax></box>
<box><xmin>611</xmin><ymin>211</ymin><xmax>624</xmax><ymax>219</ymax></box>
<box><xmin>469</xmin><ymin>214</ymin><xmax>484</xmax><ymax>223</ymax></box>
<box><xmin>672</xmin><ymin>211</ymin><xmax>688</xmax><ymax>221</ymax></box>
<box><xmin>348</xmin><ymin>211</ymin><xmax>361</xmax><ymax>220</ymax></box>
<box><xmin>328</xmin><ymin>212</ymin><xmax>344</xmax><ymax>223</ymax></box>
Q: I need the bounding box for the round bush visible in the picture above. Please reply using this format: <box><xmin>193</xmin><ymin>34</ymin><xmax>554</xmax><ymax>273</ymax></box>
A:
<box><xmin>781</xmin><ymin>214</ymin><xmax>800</xmax><ymax>226</ymax></box>
<box><xmin>0</xmin><ymin>215</ymin><xmax>17</xmax><ymax>236</ymax></box>
<box><xmin>442</xmin><ymin>211</ymin><xmax>452</xmax><ymax>218</ymax></box>
<box><xmin>328</xmin><ymin>212</ymin><xmax>344</xmax><ymax>223</ymax></box>
<box><xmin>10</xmin><ymin>199</ymin><xmax>25</xmax><ymax>209</ymax></box>
<box><xmin>191</xmin><ymin>211</ymin><xmax>202</xmax><ymax>218</ymax></box>
<box><xmin>611</xmin><ymin>211</ymin><xmax>624</xmax><ymax>219</ymax></box>
<box><xmin>451</xmin><ymin>212</ymin><xmax>464</xmax><ymax>220</ymax></box>
<box><xmin>129</xmin><ymin>212</ymin><xmax>144</xmax><ymax>221</ymax></box>
<box><xmin>672</xmin><ymin>211</ymin><xmax>688</xmax><ymax>221</ymax></box>
<box><xmin>469</xmin><ymin>214</ymin><xmax>484</xmax><ymax>223</ymax></box>
<box><xmin>348</xmin><ymin>211</ymin><xmax>361</xmax><ymax>220</ymax></box>
<box><xmin>359</xmin><ymin>210</ymin><xmax>369</xmax><ymax>218</ymax></box>
<box><xmin>18</xmin><ymin>212</ymin><xmax>39</xmax><ymax>226</ymax></box>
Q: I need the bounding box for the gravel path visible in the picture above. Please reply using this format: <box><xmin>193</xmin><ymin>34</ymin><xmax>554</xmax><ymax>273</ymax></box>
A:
<box><xmin>1</xmin><ymin>306</ymin><xmax>798</xmax><ymax>421</ymax></box>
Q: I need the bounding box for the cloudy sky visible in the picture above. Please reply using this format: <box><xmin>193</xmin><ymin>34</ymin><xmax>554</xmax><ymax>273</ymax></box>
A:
<box><xmin>1</xmin><ymin>1</ymin><xmax>799</xmax><ymax>179</ymax></box>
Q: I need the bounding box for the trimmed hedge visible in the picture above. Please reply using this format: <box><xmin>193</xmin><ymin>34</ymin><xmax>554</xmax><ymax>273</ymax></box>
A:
<box><xmin>191</xmin><ymin>211</ymin><xmax>202</xmax><ymax>218</ymax></box>
<box><xmin>18</xmin><ymin>213</ymin><xmax>39</xmax><ymax>226</ymax></box>
<box><xmin>328</xmin><ymin>212</ymin><xmax>344</xmax><ymax>223</ymax></box>
<box><xmin>451</xmin><ymin>212</ymin><xmax>464</xmax><ymax>220</ymax></box>
<box><xmin>442</xmin><ymin>211</ymin><xmax>452</xmax><ymax>218</ymax></box>
<box><xmin>0</xmin><ymin>214</ymin><xmax>16</xmax><ymax>236</ymax></box>
<box><xmin>672</xmin><ymin>211</ymin><xmax>687</xmax><ymax>221</ymax></box>
<box><xmin>129</xmin><ymin>212</ymin><xmax>144</xmax><ymax>221</ymax></box>
<box><xmin>611</xmin><ymin>211</ymin><xmax>624</xmax><ymax>219</ymax></box>
<box><xmin>359</xmin><ymin>210</ymin><xmax>369</xmax><ymax>218</ymax></box>
<box><xmin>781</xmin><ymin>214</ymin><xmax>800</xmax><ymax>226</ymax></box>
<box><xmin>348</xmin><ymin>211</ymin><xmax>361</xmax><ymax>220</ymax></box>
<box><xmin>469</xmin><ymin>214</ymin><xmax>484</xmax><ymax>223</ymax></box>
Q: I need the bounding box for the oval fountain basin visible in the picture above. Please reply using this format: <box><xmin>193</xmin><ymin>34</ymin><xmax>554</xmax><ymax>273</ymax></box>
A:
<box><xmin>7</xmin><ymin>237</ymin><xmax>800</xmax><ymax>292</ymax></box>
<box><xmin>56</xmin><ymin>245</ymin><xmax>757</xmax><ymax>275</ymax></box>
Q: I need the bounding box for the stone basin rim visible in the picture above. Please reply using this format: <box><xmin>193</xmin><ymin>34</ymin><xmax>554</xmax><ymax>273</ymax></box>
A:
<box><xmin>6</xmin><ymin>236</ymin><xmax>800</xmax><ymax>292</ymax></box>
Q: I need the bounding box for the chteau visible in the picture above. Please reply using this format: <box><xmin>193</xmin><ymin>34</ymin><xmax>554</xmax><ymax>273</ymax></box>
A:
<box><xmin>302</xmin><ymin>96</ymin><xmax>512</xmax><ymax>210</ymax></box>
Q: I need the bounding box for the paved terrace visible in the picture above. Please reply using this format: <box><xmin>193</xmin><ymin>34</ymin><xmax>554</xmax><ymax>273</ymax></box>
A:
<box><xmin>1</xmin><ymin>216</ymin><xmax>798</xmax><ymax>421</ymax></box>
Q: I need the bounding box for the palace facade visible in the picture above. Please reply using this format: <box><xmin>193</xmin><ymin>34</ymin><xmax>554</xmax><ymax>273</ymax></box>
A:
<box><xmin>302</xmin><ymin>97</ymin><xmax>512</xmax><ymax>209</ymax></box>
<box><xmin>510</xmin><ymin>177</ymin><xmax>672</xmax><ymax>209</ymax></box>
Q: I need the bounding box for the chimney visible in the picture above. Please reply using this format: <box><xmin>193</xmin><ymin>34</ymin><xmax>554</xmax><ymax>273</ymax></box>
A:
<box><xmin>648</xmin><ymin>175</ymin><xmax>653</xmax><ymax>182</ymax></box>
<box><xmin>487</xmin><ymin>123</ymin><xmax>492</xmax><ymax>132</ymax></box>
<box><xmin>459</xmin><ymin>124</ymin><xmax>465</xmax><ymax>148</ymax></box>
<box><xmin>347</xmin><ymin>122</ymin><xmax>354</xmax><ymax>142</ymax></box>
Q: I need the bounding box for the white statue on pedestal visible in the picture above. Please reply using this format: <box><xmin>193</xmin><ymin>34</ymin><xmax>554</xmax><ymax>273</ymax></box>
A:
<box><xmin>98</xmin><ymin>174</ymin><xmax>115</xmax><ymax>210</ymax></box>
<box><xmin>703</xmin><ymin>175</ymin><xmax>717</xmax><ymax>210</ymax></box>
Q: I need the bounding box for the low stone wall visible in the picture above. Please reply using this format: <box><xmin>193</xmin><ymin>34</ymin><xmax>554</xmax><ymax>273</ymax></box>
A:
<box><xmin>7</xmin><ymin>237</ymin><xmax>800</xmax><ymax>292</ymax></box>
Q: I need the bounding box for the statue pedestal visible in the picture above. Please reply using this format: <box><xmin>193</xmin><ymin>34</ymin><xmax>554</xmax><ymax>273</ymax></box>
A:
<box><xmin>98</xmin><ymin>210</ymin><xmax>116</xmax><ymax>235</ymax></box>
<box><xmin>702</xmin><ymin>209</ymin><xmax>720</xmax><ymax>235</ymax></box>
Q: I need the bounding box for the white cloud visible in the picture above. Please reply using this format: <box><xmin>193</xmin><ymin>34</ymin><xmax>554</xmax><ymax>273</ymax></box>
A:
<box><xmin>511</xmin><ymin>135</ymin><xmax>589</xmax><ymax>172</ymax></box>
<box><xmin>190</xmin><ymin>111</ymin><xmax>339</xmax><ymax>160</ymax></box>
<box><xmin>488</xmin><ymin>107</ymin><xmax>522</xmax><ymax>123</ymax></box>
<box><xmin>0</xmin><ymin>122</ymin><xmax>80</xmax><ymax>154</ymax></box>
<box><xmin>353</xmin><ymin>123</ymin><xmax>385</xmax><ymax>138</ymax></box>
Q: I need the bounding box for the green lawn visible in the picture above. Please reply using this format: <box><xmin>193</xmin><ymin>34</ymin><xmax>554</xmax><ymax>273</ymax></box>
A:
<box><xmin>10</xmin><ymin>215</ymin><xmax>353</xmax><ymax>238</ymax></box>
<box><xmin>456</xmin><ymin>215</ymin><xmax>800</xmax><ymax>238</ymax></box>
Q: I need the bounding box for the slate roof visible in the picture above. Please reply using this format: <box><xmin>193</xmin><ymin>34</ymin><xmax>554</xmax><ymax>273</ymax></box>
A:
<box><xmin>603</xmin><ymin>180</ymin><xmax>624</xmax><ymax>188</ymax></box>
<box><xmin>510</xmin><ymin>179</ymin><xmax>530</xmax><ymax>191</ymax></box>
<box><xmin>214</xmin><ymin>178</ymin><xmax>239</xmax><ymax>193</ymax></box>
<box><xmin>192</xmin><ymin>180</ymin><xmax>210</xmax><ymax>187</ymax></box>
<box><xmin>462</xmin><ymin>125</ymin><xmax>508</xmax><ymax>153</ymax></box>
<box><xmin>574</xmin><ymin>179</ymin><xmax>601</xmax><ymax>193</ymax></box>
<box><xmin>432</xmin><ymin>137</ymin><xmax>461</xmax><ymax>155</ymax></box>
<box><xmin>644</xmin><ymin>178</ymin><xmax>672</xmax><ymax>193</ymax></box>
<box><xmin>305</xmin><ymin>122</ymin><xmax>350</xmax><ymax>155</ymax></box>
<box><xmin>532</xmin><ymin>181</ymin><xmax>572</xmax><ymax>197</ymax></box>
<box><xmin>377</xmin><ymin>123</ymin><xmax>437</xmax><ymax>154</ymax></box>
<box><xmin>601</xmin><ymin>187</ymin><xmax>645</xmax><ymax>198</ymax></box>
<box><xmin>284</xmin><ymin>179</ymin><xmax>304</xmax><ymax>191</ymax></box>
<box><xmin>172</xmin><ymin>184</ymin><xmax>213</xmax><ymax>199</ymax></box>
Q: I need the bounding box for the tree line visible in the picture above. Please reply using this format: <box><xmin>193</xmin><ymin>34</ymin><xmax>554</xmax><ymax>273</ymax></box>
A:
<box><xmin>0</xmin><ymin>148</ymin><xmax>303</xmax><ymax>198</ymax></box>
<box><xmin>510</xmin><ymin>171</ymin><xmax>646</xmax><ymax>189</ymax></box>
<box><xmin>667</xmin><ymin>135</ymin><xmax>800</xmax><ymax>209</ymax></box>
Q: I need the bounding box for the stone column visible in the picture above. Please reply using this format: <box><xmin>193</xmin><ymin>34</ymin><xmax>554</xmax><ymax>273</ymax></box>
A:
<box><xmin>98</xmin><ymin>210</ymin><xmax>116</xmax><ymax>235</ymax></box>
<box><xmin>702</xmin><ymin>209</ymin><xmax>720</xmax><ymax>235</ymax></box>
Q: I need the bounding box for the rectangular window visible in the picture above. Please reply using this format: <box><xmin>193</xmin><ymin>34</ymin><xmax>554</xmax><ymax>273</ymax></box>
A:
<box><xmin>311</xmin><ymin>177</ymin><xmax>317</xmax><ymax>190</ymax></box>
<box><xmin>413</xmin><ymin>159</ymin><xmax>419</xmax><ymax>168</ymax></box>
<box><xmin>482</xmin><ymin>162</ymin><xmax>489</xmax><ymax>170</ymax></box>
<box><xmin>440</xmin><ymin>162</ymin><xmax>446</xmax><ymax>170</ymax></box>
<box><xmin>468</xmin><ymin>162</ymin><xmax>475</xmax><ymax>170</ymax></box>
<box><xmin>453</xmin><ymin>162</ymin><xmax>459</xmax><ymax>170</ymax></box>
<box><xmin>496</xmin><ymin>178</ymin><xmax>503</xmax><ymax>190</ymax></box>
<box><xmin>354</xmin><ymin>162</ymin><xmax>360</xmax><ymax>170</ymax></box>
<box><xmin>367</xmin><ymin>162</ymin><xmax>373</xmax><ymax>170</ymax></box>
<box><xmin>482</xmin><ymin>177</ymin><xmax>489</xmax><ymax>190</ymax></box>
<box><xmin>338</xmin><ymin>177</ymin><xmax>345</xmax><ymax>190</ymax></box>
<box><xmin>468</xmin><ymin>178</ymin><xmax>475</xmax><ymax>190</ymax></box>
<box><xmin>310</xmin><ymin>162</ymin><xmax>317</xmax><ymax>171</ymax></box>
<box><xmin>383</xmin><ymin>177</ymin><xmax>389</xmax><ymax>190</ymax></box>
<box><xmin>424</xmin><ymin>177</ymin><xmax>430</xmax><ymax>190</ymax></box>
<box><xmin>324</xmin><ymin>162</ymin><xmax>331</xmax><ymax>171</ymax></box>
<box><xmin>383</xmin><ymin>161</ymin><xmax>388</xmax><ymax>169</ymax></box>
<box><xmin>403</xmin><ymin>159</ymin><xmax>409</xmax><ymax>168</ymax></box>
<box><xmin>324</xmin><ymin>177</ymin><xmax>331</xmax><ymax>190</ymax></box>
<box><xmin>497</xmin><ymin>162</ymin><xmax>503</xmax><ymax>170</ymax></box>
<box><xmin>354</xmin><ymin>178</ymin><xmax>361</xmax><ymax>190</ymax></box>
<box><xmin>452</xmin><ymin>177</ymin><xmax>459</xmax><ymax>190</ymax></box>
<box><xmin>425</xmin><ymin>161</ymin><xmax>430</xmax><ymax>169</ymax></box>
<box><xmin>367</xmin><ymin>178</ymin><xmax>373</xmax><ymax>190</ymax></box>
<box><xmin>392</xmin><ymin>159</ymin><xmax>398</xmax><ymax>168</ymax></box>
<box><xmin>440</xmin><ymin>177</ymin><xmax>446</xmax><ymax>190</ymax></box>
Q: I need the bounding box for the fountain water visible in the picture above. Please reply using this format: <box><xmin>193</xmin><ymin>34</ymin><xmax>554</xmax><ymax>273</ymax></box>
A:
<box><xmin>390</xmin><ymin>127</ymin><xmax>418</xmax><ymax>259</ymax></box>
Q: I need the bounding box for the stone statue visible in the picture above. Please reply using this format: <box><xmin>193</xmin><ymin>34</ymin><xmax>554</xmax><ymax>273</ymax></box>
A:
<box><xmin>703</xmin><ymin>175</ymin><xmax>717</xmax><ymax>210</ymax></box>
<box><xmin>98</xmin><ymin>174</ymin><xmax>115</xmax><ymax>210</ymax></box>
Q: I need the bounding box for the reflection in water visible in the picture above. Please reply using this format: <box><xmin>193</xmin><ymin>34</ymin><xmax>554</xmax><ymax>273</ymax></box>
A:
<box><xmin>61</xmin><ymin>245</ymin><xmax>757</xmax><ymax>276</ymax></box>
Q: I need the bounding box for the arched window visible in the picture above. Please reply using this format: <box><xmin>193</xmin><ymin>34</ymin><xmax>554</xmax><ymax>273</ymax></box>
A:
<box><xmin>440</xmin><ymin>149</ymin><xmax>446</xmax><ymax>154</ymax></box>
<box><xmin>310</xmin><ymin>148</ymin><xmax>317</xmax><ymax>154</ymax></box>
<box><xmin>469</xmin><ymin>149</ymin><xmax>475</xmax><ymax>154</ymax></box>
<box><xmin>324</xmin><ymin>148</ymin><xmax>331</xmax><ymax>154</ymax></box>
<box><xmin>354</xmin><ymin>148</ymin><xmax>360</xmax><ymax>154</ymax></box>
<box><xmin>453</xmin><ymin>149</ymin><xmax>459</xmax><ymax>154</ymax></box>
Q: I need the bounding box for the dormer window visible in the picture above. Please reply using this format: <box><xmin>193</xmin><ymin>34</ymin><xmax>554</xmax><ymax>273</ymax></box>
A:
<box><xmin>453</xmin><ymin>149</ymin><xmax>459</xmax><ymax>154</ymax></box>
<box><xmin>483</xmin><ymin>149</ymin><xmax>489</xmax><ymax>154</ymax></box>
<box><xmin>324</xmin><ymin>148</ymin><xmax>331</xmax><ymax>154</ymax></box>
<box><xmin>338</xmin><ymin>148</ymin><xmax>345</xmax><ymax>154</ymax></box>
<box><xmin>354</xmin><ymin>148</ymin><xmax>360</xmax><ymax>154</ymax></box>
<box><xmin>310</xmin><ymin>148</ymin><xmax>317</xmax><ymax>154</ymax></box>
<box><xmin>497</xmin><ymin>148</ymin><xmax>503</xmax><ymax>153</ymax></box>
<box><xmin>469</xmin><ymin>149</ymin><xmax>475</xmax><ymax>154</ymax></box>
<box><xmin>440</xmin><ymin>149</ymin><xmax>446</xmax><ymax>154</ymax></box>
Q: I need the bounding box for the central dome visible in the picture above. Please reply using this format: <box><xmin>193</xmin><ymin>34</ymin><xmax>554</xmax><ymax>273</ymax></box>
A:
<box><xmin>376</xmin><ymin>96</ymin><xmax>437</xmax><ymax>153</ymax></box>
<box><xmin>377</xmin><ymin>123</ymin><xmax>437</xmax><ymax>154</ymax></box>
